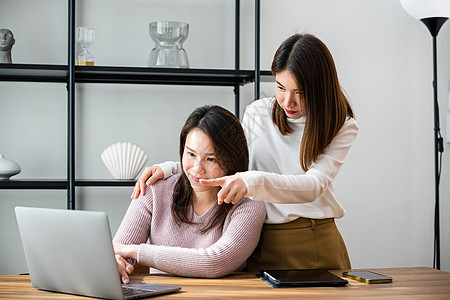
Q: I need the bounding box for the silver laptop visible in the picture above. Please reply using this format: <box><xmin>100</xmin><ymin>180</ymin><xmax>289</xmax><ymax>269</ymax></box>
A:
<box><xmin>15</xmin><ymin>206</ymin><xmax>181</xmax><ymax>300</ymax></box>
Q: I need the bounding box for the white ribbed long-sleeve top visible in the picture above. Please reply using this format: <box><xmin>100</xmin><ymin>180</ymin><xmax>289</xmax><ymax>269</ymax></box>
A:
<box><xmin>239</xmin><ymin>97</ymin><xmax>359</xmax><ymax>223</ymax></box>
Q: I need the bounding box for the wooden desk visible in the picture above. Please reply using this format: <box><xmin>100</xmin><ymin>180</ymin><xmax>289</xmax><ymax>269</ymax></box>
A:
<box><xmin>0</xmin><ymin>267</ymin><xmax>449</xmax><ymax>299</ymax></box>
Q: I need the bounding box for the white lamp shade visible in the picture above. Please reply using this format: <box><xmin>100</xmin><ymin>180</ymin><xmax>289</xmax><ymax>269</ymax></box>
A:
<box><xmin>400</xmin><ymin>0</ymin><xmax>450</xmax><ymax>20</ymax></box>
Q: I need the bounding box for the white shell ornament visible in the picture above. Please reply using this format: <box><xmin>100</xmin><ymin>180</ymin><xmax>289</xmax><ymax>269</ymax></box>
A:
<box><xmin>101</xmin><ymin>142</ymin><xmax>148</xmax><ymax>180</ymax></box>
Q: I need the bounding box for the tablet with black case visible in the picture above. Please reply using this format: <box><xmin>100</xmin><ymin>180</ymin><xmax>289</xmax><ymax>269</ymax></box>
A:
<box><xmin>258</xmin><ymin>269</ymin><xmax>348</xmax><ymax>287</ymax></box>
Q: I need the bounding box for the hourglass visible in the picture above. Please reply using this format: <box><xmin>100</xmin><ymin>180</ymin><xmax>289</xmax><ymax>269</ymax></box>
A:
<box><xmin>76</xmin><ymin>27</ymin><xmax>95</xmax><ymax>66</ymax></box>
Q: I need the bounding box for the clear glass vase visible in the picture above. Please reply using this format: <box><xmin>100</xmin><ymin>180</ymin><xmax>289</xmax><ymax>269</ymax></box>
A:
<box><xmin>148</xmin><ymin>21</ymin><xmax>189</xmax><ymax>68</ymax></box>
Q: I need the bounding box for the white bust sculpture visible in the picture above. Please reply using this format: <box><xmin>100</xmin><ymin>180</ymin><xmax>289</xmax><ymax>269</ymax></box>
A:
<box><xmin>0</xmin><ymin>29</ymin><xmax>15</xmax><ymax>63</ymax></box>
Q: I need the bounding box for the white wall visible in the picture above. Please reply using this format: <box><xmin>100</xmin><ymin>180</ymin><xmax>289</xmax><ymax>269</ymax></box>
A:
<box><xmin>1</xmin><ymin>0</ymin><xmax>449</xmax><ymax>275</ymax></box>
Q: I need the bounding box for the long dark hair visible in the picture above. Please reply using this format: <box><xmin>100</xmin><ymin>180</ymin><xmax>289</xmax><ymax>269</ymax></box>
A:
<box><xmin>271</xmin><ymin>33</ymin><xmax>354</xmax><ymax>171</ymax></box>
<box><xmin>171</xmin><ymin>105</ymin><xmax>249</xmax><ymax>234</ymax></box>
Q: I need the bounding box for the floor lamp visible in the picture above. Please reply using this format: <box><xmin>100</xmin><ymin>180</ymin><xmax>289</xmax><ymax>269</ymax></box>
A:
<box><xmin>400</xmin><ymin>0</ymin><xmax>450</xmax><ymax>270</ymax></box>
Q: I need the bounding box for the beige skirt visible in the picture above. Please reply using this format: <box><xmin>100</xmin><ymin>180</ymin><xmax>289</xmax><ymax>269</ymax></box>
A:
<box><xmin>246</xmin><ymin>217</ymin><xmax>351</xmax><ymax>271</ymax></box>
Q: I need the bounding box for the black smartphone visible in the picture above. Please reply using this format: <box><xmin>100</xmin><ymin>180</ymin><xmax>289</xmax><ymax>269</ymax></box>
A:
<box><xmin>342</xmin><ymin>271</ymin><xmax>392</xmax><ymax>284</ymax></box>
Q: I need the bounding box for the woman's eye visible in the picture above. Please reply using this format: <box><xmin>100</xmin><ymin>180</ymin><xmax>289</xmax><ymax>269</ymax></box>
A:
<box><xmin>206</xmin><ymin>157</ymin><xmax>217</xmax><ymax>162</ymax></box>
<box><xmin>276</xmin><ymin>85</ymin><xmax>285</xmax><ymax>91</ymax></box>
<box><xmin>186</xmin><ymin>151</ymin><xmax>195</xmax><ymax>157</ymax></box>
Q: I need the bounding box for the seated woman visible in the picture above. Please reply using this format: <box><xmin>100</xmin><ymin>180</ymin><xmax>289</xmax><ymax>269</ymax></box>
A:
<box><xmin>113</xmin><ymin>105</ymin><xmax>266</xmax><ymax>282</ymax></box>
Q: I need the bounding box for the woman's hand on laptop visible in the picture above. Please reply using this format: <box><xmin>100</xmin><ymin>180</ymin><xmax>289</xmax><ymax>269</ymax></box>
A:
<box><xmin>115</xmin><ymin>255</ymin><xmax>134</xmax><ymax>284</ymax></box>
<box><xmin>114</xmin><ymin>243</ymin><xmax>140</xmax><ymax>283</ymax></box>
<box><xmin>113</xmin><ymin>243</ymin><xmax>139</xmax><ymax>260</ymax></box>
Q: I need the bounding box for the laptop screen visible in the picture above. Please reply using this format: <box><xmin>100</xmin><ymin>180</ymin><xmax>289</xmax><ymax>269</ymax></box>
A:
<box><xmin>15</xmin><ymin>206</ymin><xmax>180</xmax><ymax>299</ymax></box>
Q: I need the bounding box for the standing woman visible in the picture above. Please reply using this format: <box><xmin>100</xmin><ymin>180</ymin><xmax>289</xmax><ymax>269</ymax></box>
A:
<box><xmin>132</xmin><ymin>33</ymin><xmax>359</xmax><ymax>271</ymax></box>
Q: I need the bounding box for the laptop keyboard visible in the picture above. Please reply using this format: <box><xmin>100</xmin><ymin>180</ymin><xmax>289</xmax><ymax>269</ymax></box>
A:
<box><xmin>122</xmin><ymin>286</ymin><xmax>155</xmax><ymax>296</ymax></box>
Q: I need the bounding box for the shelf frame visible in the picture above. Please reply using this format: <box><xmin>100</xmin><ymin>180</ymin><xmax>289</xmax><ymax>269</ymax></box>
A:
<box><xmin>0</xmin><ymin>64</ymin><xmax>259</xmax><ymax>86</ymax></box>
<box><xmin>0</xmin><ymin>180</ymin><xmax>68</xmax><ymax>190</ymax></box>
<box><xmin>0</xmin><ymin>64</ymin><xmax>67</xmax><ymax>83</ymax></box>
<box><xmin>0</xmin><ymin>0</ymin><xmax>274</xmax><ymax>209</ymax></box>
<box><xmin>0</xmin><ymin>179</ymin><xmax>136</xmax><ymax>189</ymax></box>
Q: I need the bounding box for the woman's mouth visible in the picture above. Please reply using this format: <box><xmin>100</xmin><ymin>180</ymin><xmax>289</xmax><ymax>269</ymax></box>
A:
<box><xmin>190</xmin><ymin>175</ymin><xmax>200</xmax><ymax>183</ymax></box>
<box><xmin>285</xmin><ymin>109</ymin><xmax>296</xmax><ymax>115</ymax></box>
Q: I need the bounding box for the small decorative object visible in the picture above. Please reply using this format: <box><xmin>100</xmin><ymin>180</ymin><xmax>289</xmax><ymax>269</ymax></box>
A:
<box><xmin>0</xmin><ymin>154</ymin><xmax>21</xmax><ymax>180</ymax></box>
<box><xmin>76</xmin><ymin>27</ymin><xmax>95</xmax><ymax>66</ymax></box>
<box><xmin>101</xmin><ymin>142</ymin><xmax>148</xmax><ymax>180</ymax></box>
<box><xmin>148</xmin><ymin>21</ymin><xmax>189</xmax><ymax>68</ymax></box>
<box><xmin>0</xmin><ymin>28</ymin><xmax>15</xmax><ymax>63</ymax></box>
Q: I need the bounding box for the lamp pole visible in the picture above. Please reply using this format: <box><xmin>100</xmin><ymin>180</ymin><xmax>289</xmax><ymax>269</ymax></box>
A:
<box><xmin>420</xmin><ymin>17</ymin><xmax>447</xmax><ymax>270</ymax></box>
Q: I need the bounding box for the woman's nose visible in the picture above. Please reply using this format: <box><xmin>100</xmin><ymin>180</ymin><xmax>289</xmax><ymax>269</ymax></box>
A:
<box><xmin>192</xmin><ymin>159</ymin><xmax>205</xmax><ymax>173</ymax></box>
<box><xmin>283</xmin><ymin>93</ymin><xmax>297</xmax><ymax>108</ymax></box>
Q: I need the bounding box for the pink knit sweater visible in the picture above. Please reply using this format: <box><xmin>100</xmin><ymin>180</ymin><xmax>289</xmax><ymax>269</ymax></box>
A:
<box><xmin>113</xmin><ymin>174</ymin><xmax>266</xmax><ymax>278</ymax></box>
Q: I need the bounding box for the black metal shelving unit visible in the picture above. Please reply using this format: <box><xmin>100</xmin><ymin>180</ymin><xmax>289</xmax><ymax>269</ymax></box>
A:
<box><xmin>0</xmin><ymin>64</ymin><xmax>259</xmax><ymax>86</ymax></box>
<box><xmin>0</xmin><ymin>0</ymin><xmax>272</xmax><ymax>209</ymax></box>
<box><xmin>0</xmin><ymin>180</ymin><xmax>69</xmax><ymax>190</ymax></box>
